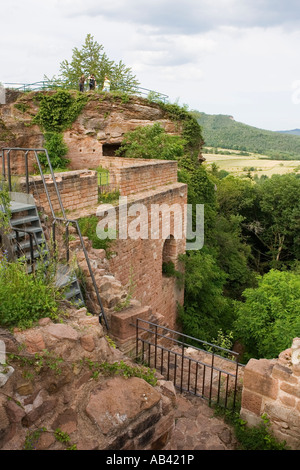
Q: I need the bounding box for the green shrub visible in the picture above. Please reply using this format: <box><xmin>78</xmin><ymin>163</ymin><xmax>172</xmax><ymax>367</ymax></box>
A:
<box><xmin>233</xmin><ymin>414</ymin><xmax>289</xmax><ymax>450</ymax></box>
<box><xmin>78</xmin><ymin>215</ymin><xmax>113</xmax><ymax>251</ymax></box>
<box><xmin>39</xmin><ymin>132</ymin><xmax>69</xmax><ymax>170</ymax></box>
<box><xmin>0</xmin><ymin>255</ymin><xmax>61</xmax><ymax>329</ymax></box>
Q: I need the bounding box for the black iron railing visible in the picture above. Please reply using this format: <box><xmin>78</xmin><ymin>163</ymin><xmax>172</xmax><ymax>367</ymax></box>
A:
<box><xmin>135</xmin><ymin>319</ymin><xmax>244</xmax><ymax>411</ymax></box>
<box><xmin>1</xmin><ymin>147</ymin><xmax>109</xmax><ymax>329</ymax></box>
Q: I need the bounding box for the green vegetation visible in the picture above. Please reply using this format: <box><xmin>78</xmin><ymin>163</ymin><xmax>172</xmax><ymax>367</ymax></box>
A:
<box><xmin>78</xmin><ymin>215</ymin><xmax>114</xmax><ymax>251</ymax></box>
<box><xmin>48</xmin><ymin>34</ymin><xmax>139</xmax><ymax>93</ymax></box>
<box><xmin>234</xmin><ymin>269</ymin><xmax>300</xmax><ymax>360</ymax></box>
<box><xmin>218</xmin><ymin>410</ymin><xmax>289</xmax><ymax>450</ymax></box>
<box><xmin>0</xmin><ymin>255</ymin><xmax>61</xmax><ymax>329</ymax></box>
<box><xmin>83</xmin><ymin>358</ymin><xmax>157</xmax><ymax>386</ymax></box>
<box><xmin>32</xmin><ymin>89</ymin><xmax>88</xmax><ymax>169</ymax></box>
<box><xmin>160</xmin><ymin>102</ymin><xmax>204</xmax><ymax>153</ymax></box>
<box><xmin>33</xmin><ymin>89</ymin><xmax>88</xmax><ymax>133</ymax></box>
<box><xmin>39</xmin><ymin>132</ymin><xmax>69</xmax><ymax>169</ymax></box>
<box><xmin>116</xmin><ymin>122</ymin><xmax>186</xmax><ymax>160</ymax></box>
<box><xmin>194</xmin><ymin>111</ymin><xmax>300</xmax><ymax>159</ymax></box>
<box><xmin>0</xmin><ymin>179</ymin><xmax>11</xmax><ymax>237</ymax></box>
<box><xmin>33</xmin><ymin>90</ymin><xmax>87</xmax><ymax>169</ymax></box>
<box><xmin>177</xmin><ymin>157</ymin><xmax>300</xmax><ymax>358</ymax></box>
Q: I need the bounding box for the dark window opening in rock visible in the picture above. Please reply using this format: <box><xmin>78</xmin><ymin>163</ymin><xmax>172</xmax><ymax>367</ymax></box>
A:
<box><xmin>162</xmin><ymin>236</ymin><xmax>177</xmax><ymax>276</ymax></box>
<box><xmin>102</xmin><ymin>143</ymin><xmax>122</xmax><ymax>156</ymax></box>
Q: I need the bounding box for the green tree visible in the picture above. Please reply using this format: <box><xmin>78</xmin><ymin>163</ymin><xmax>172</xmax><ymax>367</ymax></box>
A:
<box><xmin>56</xmin><ymin>34</ymin><xmax>139</xmax><ymax>92</ymax></box>
<box><xmin>178</xmin><ymin>248</ymin><xmax>234</xmax><ymax>343</ymax></box>
<box><xmin>252</xmin><ymin>174</ymin><xmax>300</xmax><ymax>268</ymax></box>
<box><xmin>234</xmin><ymin>269</ymin><xmax>300</xmax><ymax>360</ymax></box>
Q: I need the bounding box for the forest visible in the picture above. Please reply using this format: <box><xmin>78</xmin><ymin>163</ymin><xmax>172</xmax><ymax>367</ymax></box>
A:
<box><xmin>117</xmin><ymin>112</ymin><xmax>300</xmax><ymax>364</ymax></box>
<box><xmin>194</xmin><ymin>111</ymin><xmax>300</xmax><ymax>160</ymax></box>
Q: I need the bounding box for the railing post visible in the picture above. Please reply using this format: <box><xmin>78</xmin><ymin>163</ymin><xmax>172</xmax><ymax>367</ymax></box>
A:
<box><xmin>1</xmin><ymin>150</ymin><xmax>5</xmax><ymax>179</ymax></box>
<box><xmin>209</xmin><ymin>351</ymin><xmax>215</xmax><ymax>405</ymax></box>
<box><xmin>25</xmin><ymin>151</ymin><xmax>29</xmax><ymax>193</ymax></box>
<box><xmin>154</xmin><ymin>324</ymin><xmax>158</xmax><ymax>369</ymax></box>
<box><xmin>136</xmin><ymin>318</ymin><xmax>139</xmax><ymax>361</ymax></box>
<box><xmin>65</xmin><ymin>222</ymin><xmax>70</xmax><ymax>262</ymax></box>
<box><xmin>180</xmin><ymin>342</ymin><xmax>185</xmax><ymax>393</ymax></box>
<box><xmin>7</xmin><ymin>150</ymin><xmax>11</xmax><ymax>191</ymax></box>
<box><xmin>29</xmin><ymin>233</ymin><xmax>35</xmax><ymax>273</ymax></box>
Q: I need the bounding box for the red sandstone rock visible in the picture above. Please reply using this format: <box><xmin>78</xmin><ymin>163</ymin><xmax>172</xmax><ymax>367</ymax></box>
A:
<box><xmin>85</xmin><ymin>376</ymin><xmax>161</xmax><ymax>435</ymax></box>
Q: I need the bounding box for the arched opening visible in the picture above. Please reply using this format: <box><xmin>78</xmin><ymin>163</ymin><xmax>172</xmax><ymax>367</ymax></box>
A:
<box><xmin>162</xmin><ymin>235</ymin><xmax>177</xmax><ymax>276</ymax></box>
<box><xmin>102</xmin><ymin>143</ymin><xmax>122</xmax><ymax>156</ymax></box>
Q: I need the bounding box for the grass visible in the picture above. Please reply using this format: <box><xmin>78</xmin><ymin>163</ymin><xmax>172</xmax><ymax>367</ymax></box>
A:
<box><xmin>204</xmin><ymin>148</ymin><xmax>300</xmax><ymax>178</ymax></box>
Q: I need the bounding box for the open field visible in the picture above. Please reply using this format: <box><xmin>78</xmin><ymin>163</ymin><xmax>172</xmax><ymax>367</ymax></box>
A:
<box><xmin>203</xmin><ymin>150</ymin><xmax>300</xmax><ymax>177</ymax></box>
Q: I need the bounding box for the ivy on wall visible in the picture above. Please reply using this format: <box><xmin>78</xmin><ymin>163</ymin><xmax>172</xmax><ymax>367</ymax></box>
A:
<box><xmin>158</xmin><ymin>102</ymin><xmax>204</xmax><ymax>156</ymax></box>
<box><xmin>32</xmin><ymin>90</ymin><xmax>88</xmax><ymax>169</ymax></box>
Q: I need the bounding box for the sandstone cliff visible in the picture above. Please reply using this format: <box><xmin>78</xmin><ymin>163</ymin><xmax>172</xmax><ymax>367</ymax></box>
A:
<box><xmin>0</xmin><ymin>90</ymin><xmax>185</xmax><ymax>171</ymax></box>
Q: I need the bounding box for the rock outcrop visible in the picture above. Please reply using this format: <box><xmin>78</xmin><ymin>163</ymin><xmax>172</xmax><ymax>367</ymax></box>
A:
<box><xmin>0</xmin><ymin>90</ymin><xmax>182</xmax><ymax>172</ymax></box>
<box><xmin>0</xmin><ymin>307</ymin><xmax>177</xmax><ymax>450</ymax></box>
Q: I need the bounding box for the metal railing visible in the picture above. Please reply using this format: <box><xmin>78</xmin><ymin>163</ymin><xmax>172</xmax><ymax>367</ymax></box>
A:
<box><xmin>1</xmin><ymin>147</ymin><xmax>109</xmax><ymax>329</ymax></box>
<box><xmin>135</xmin><ymin>319</ymin><xmax>244</xmax><ymax>411</ymax></box>
<box><xmin>12</xmin><ymin>227</ymin><xmax>43</xmax><ymax>273</ymax></box>
<box><xmin>2</xmin><ymin>80</ymin><xmax>169</xmax><ymax>103</ymax></box>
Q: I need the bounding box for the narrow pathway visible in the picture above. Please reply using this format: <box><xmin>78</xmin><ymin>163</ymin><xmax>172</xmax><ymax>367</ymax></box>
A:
<box><xmin>173</xmin><ymin>393</ymin><xmax>238</xmax><ymax>451</ymax></box>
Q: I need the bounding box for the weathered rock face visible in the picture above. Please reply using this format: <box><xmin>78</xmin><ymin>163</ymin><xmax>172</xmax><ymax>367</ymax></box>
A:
<box><xmin>0</xmin><ymin>91</ymin><xmax>182</xmax><ymax>171</ymax></box>
<box><xmin>0</xmin><ymin>307</ymin><xmax>177</xmax><ymax>450</ymax></box>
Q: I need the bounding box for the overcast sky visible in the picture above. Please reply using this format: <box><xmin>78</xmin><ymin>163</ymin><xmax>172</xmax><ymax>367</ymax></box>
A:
<box><xmin>1</xmin><ymin>0</ymin><xmax>300</xmax><ymax>131</ymax></box>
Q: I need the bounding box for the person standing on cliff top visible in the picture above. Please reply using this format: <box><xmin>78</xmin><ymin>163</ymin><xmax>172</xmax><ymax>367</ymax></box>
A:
<box><xmin>102</xmin><ymin>75</ymin><xmax>111</xmax><ymax>92</ymax></box>
<box><xmin>89</xmin><ymin>74</ymin><xmax>96</xmax><ymax>90</ymax></box>
<box><xmin>79</xmin><ymin>74</ymin><xmax>85</xmax><ymax>92</ymax></box>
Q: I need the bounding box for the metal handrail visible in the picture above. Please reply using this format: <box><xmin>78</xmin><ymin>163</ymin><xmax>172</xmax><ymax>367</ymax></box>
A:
<box><xmin>135</xmin><ymin>318</ymin><xmax>244</xmax><ymax>411</ymax></box>
<box><xmin>2</xmin><ymin>80</ymin><xmax>169</xmax><ymax>102</ymax></box>
<box><xmin>12</xmin><ymin>227</ymin><xmax>42</xmax><ymax>272</ymax></box>
<box><xmin>1</xmin><ymin>147</ymin><xmax>108</xmax><ymax>329</ymax></box>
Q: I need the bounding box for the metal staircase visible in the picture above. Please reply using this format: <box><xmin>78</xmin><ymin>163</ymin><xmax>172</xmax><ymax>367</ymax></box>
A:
<box><xmin>1</xmin><ymin>147</ymin><xmax>108</xmax><ymax>328</ymax></box>
<box><xmin>4</xmin><ymin>191</ymin><xmax>84</xmax><ymax>307</ymax></box>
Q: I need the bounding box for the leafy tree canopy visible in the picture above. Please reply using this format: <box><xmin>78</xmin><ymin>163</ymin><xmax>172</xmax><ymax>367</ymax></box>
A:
<box><xmin>49</xmin><ymin>34</ymin><xmax>139</xmax><ymax>92</ymax></box>
<box><xmin>234</xmin><ymin>269</ymin><xmax>300</xmax><ymax>360</ymax></box>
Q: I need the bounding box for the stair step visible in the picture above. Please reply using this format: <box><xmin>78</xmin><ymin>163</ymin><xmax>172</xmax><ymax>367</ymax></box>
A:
<box><xmin>10</xmin><ymin>215</ymin><xmax>40</xmax><ymax>226</ymax></box>
<box><xmin>10</xmin><ymin>227</ymin><xmax>44</xmax><ymax>239</ymax></box>
<box><xmin>64</xmin><ymin>286</ymin><xmax>82</xmax><ymax>300</ymax></box>
<box><xmin>9</xmin><ymin>201</ymin><xmax>37</xmax><ymax>213</ymax></box>
<box><xmin>56</xmin><ymin>265</ymin><xmax>76</xmax><ymax>288</ymax></box>
<box><xmin>14</xmin><ymin>236</ymin><xmax>45</xmax><ymax>252</ymax></box>
<box><xmin>23</xmin><ymin>249</ymin><xmax>48</xmax><ymax>261</ymax></box>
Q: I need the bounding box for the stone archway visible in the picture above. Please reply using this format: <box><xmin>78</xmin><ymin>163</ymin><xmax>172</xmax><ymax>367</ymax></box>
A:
<box><xmin>162</xmin><ymin>235</ymin><xmax>178</xmax><ymax>275</ymax></box>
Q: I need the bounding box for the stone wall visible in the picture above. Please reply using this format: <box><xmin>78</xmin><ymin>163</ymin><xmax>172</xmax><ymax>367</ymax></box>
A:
<box><xmin>0</xmin><ymin>307</ymin><xmax>177</xmax><ymax>450</ymax></box>
<box><xmin>20</xmin><ymin>170</ymin><xmax>98</xmax><ymax>214</ymax></box>
<box><xmin>98</xmin><ymin>156</ymin><xmax>178</xmax><ymax>196</ymax></box>
<box><xmin>240</xmin><ymin>338</ymin><xmax>300</xmax><ymax>450</ymax></box>
<box><xmin>96</xmin><ymin>183</ymin><xmax>187</xmax><ymax>330</ymax></box>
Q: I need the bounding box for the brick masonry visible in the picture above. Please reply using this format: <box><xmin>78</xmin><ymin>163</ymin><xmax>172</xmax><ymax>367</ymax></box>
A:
<box><xmin>240</xmin><ymin>338</ymin><xmax>300</xmax><ymax>450</ymax></box>
<box><xmin>97</xmin><ymin>182</ymin><xmax>188</xmax><ymax>331</ymax></box>
<box><xmin>20</xmin><ymin>170</ymin><xmax>98</xmax><ymax>214</ymax></box>
<box><xmin>98</xmin><ymin>156</ymin><xmax>178</xmax><ymax>196</ymax></box>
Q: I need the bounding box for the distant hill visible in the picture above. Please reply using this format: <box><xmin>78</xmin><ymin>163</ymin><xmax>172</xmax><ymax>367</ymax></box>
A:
<box><xmin>277</xmin><ymin>129</ymin><xmax>300</xmax><ymax>136</ymax></box>
<box><xmin>192</xmin><ymin>111</ymin><xmax>300</xmax><ymax>160</ymax></box>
